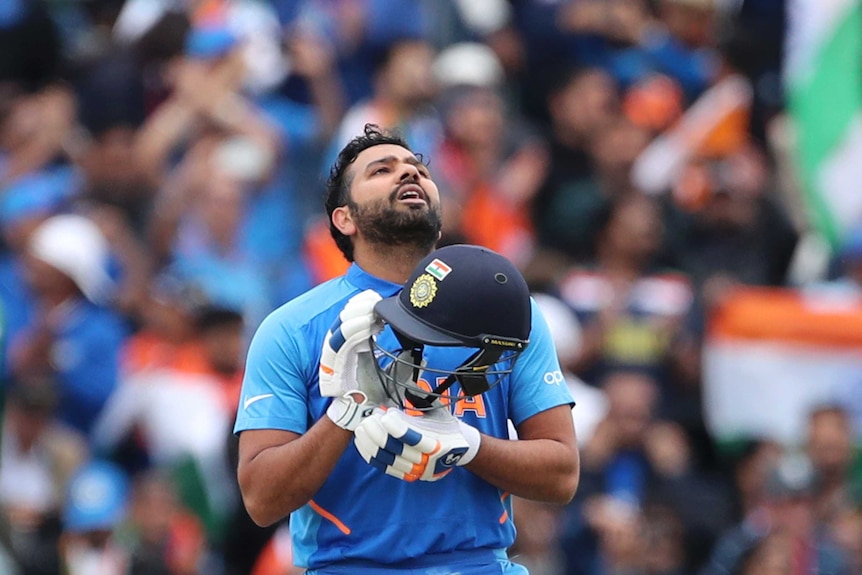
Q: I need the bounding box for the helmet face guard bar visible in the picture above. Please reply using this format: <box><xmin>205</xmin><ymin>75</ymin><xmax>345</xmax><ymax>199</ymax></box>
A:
<box><xmin>371</xmin><ymin>331</ymin><xmax>528</xmax><ymax>411</ymax></box>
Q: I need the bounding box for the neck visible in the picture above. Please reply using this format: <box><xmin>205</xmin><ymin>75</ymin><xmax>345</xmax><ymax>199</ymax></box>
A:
<box><xmin>353</xmin><ymin>242</ymin><xmax>431</xmax><ymax>284</ymax></box>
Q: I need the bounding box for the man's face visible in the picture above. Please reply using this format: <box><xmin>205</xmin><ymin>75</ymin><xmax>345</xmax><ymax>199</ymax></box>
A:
<box><xmin>552</xmin><ymin>70</ymin><xmax>619</xmax><ymax>139</ymax></box>
<box><xmin>807</xmin><ymin>410</ymin><xmax>853</xmax><ymax>480</ymax></box>
<box><xmin>344</xmin><ymin>144</ymin><xmax>442</xmax><ymax>250</ymax></box>
<box><xmin>381</xmin><ymin>41</ymin><xmax>437</xmax><ymax>108</ymax></box>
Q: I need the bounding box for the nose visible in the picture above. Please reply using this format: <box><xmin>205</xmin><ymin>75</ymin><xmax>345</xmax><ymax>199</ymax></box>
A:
<box><xmin>398</xmin><ymin>162</ymin><xmax>420</xmax><ymax>182</ymax></box>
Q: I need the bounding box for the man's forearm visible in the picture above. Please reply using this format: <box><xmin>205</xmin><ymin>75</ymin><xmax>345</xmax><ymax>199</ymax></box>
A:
<box><xmin>238</xmin><ymin>417</ymin><xmax>353</xmax><ymax>526</ymax></box>
<box><xmin>467</xmin><ymin>436</ymin><xmax>580</xmax><ymax>504</ymax></box>
<box><xmin>465</xmin><ymin>405</ymin><xmax>580</xmax><ymax>504</ymax></box>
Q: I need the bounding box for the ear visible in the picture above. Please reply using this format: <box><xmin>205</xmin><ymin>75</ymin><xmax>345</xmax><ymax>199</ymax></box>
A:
<box><xmin>332</xmin><ymin>205</ymin><xmax>356</xmax><ymax>237</ymax></box>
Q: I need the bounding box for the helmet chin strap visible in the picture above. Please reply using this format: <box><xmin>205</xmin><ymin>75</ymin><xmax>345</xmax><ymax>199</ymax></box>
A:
<box><xmin>402</xmin><ymin>346</ymin><xmax>436</xmax><ymax>410</ymax></box>
<box><xmin>381</xmin><ymin>347</ymin><xmax>433</xmax><ymax>409</ymax></box>
<box><xmin>404</xmin><ymin>346</ymin><xmax>504</xmax><ymax>410</ymax></box>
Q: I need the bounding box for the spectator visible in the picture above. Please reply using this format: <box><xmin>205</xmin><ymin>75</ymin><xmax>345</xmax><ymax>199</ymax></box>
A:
<box><xmin>149</xmin><ymin>133</ymin><xmax>281</xmax><ymax>328</ymax></box>
<box><xmin>727</xmin><ymin>439</ymin><xmax>785</xmax><ymax>524</ymax></box>
<box><xmin>532</xmin><ymin>66</ymin><xmax>620</xmax><ymax>263</ymax></box>
<box><xmin>700</xmin><ymin>453</ymin><xmax>852</xmax><ymax>575</ymax></box>
<box><xmin>509</xmin><ymin>497</ymin><xmax>567</xmax><ymax>575</ymax></box>
<box><xmin>0</xmin><ymin>373</ymin><xmax>88</xmax><ymax>575</ymax></box>
<box><xmin>561</xmin><ymin>367</ymin><xmax>731</xmax><ymax>574</ymax></box>
<box><xmin>92</xmin><ymin>291</ymin><xmax>245</xmax><ymax>544</ymax></box>
<box><xmin>58</xmin><ymin>460</ymin><xmax>131</xmax><ymax>575</ymax></box>
<box><xmin>556</xmin><ymin>193</ymin><xmax>699</xmax><ymax>424</ymax></box>
<box><xmin>662</xmin><ymin>143</ymin><xmax>799</xmax><ymax>317</ymax></box>
<box><xmin>0</xmin><ymin>82</ymin><xmax>76</xmax><ymax>187</ymax></box>
<box><xmin>559</xmin><ymin>370</ymin><xmax>673</xmax><ymax>573</ymax></box>
<box><xmin>325</xmin><ymin>37</ymin><xmax>443</xmax><ymax>170</ymax></box>
<box><xmin>433</xmin><ymin>45</ymin><xmax>548</xmax><ymax>265</ymax></box>
<box><xmin>0</xmin><ymin>3</ymin><xmax>854</xmax><ymax>575</ymax></box>
<box><xmin>827</xmin><ymin>507</ymin><xmax>862</xmax><ymax>575</ymax></box>
<box><xmin>9</xmin><ymin>213</ymin><xmax>128</xmax><ymax>436</ymax></box>
<box><xmin>139</xmin><ymin>19</ymin><xmax>330</xmax><ymax>316</ymax></box>
<box><xmin>556</xmin><ymin>0</ymin><xmax>720</xmax><ymax>102</ymax></box>
<box><xmin>133</xmin><ymin>22</ymin><xmax>280</xmax><ymax>191</ymax></box>
<box><xmin>72</xmin><ymin>51</ymin><xmax>150</xmax><ymax>234</ymax></box>
<box><xmin>588</xmin><ymin>116</ymin><xmax>652</xmax><ymax>202</ymax></box>
<box><xmin>531</xmin><ymin>291</ymin><xmax>609</xmax><ymax>448</ymax></box>
<box><xmin>0</xmin><ymin>171</ymin><xmax>75</xmax><ymax>378</ymax></box>
<box><xmin>805</xmin><ymin>405</ymin><xmax>858</xmax><ymax>525</ymax></box>
<box><xmin>274</xmin><ymin>0</ymin><xmax>431</xmax><ymax>105</ymax></box>
<box><xmin>641</xmin><ymin>503</ymin><xmax>689</xmax><ymax>575</ymax></box>
<box><xmin>124</xmin><ymin>469</ymin><xmax>207</xmax><ymax>575</ymax></box>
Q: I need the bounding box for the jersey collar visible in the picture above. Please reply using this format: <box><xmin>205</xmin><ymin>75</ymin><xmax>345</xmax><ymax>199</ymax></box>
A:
<box><xmin>346</xmin><ymin>263</ymin><xmax>403</xmax><ymax>297</ymax></box>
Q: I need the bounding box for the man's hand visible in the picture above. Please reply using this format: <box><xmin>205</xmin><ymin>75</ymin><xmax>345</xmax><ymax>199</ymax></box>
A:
<box><xmin>354</xmin><ymin>406</ymin><xmax>481</xmax><ymax>482</ymax></box>
<box><xmin>320</xmin><ymin>290</ymin><xmax>386</xmax><ymax>431</ymax></box>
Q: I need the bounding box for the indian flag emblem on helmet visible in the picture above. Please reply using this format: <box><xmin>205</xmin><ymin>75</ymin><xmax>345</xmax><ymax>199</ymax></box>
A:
<box><xmin>409</xmin><ymin>274</ymin><xmax>438</xmax><ymax>308</ymax></box>
<box><xmin>425</xmin><ymin>258</ymin><xmax>452</xmax><ymax>280</ymax></box>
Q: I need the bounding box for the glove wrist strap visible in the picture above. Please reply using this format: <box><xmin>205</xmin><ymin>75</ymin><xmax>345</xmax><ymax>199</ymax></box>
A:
<box><xmin>457</xmin><ymin>421</ymin><xmax>481</xmax><ymax>466</ymax></box>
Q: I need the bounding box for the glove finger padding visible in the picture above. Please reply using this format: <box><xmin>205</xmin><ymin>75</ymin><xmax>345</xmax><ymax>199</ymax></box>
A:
<box><xmin>320</xmin><ymin>290</ymin><xmax>384</xmax><ymax>397</ymax></box>
<box><xmin>355</xmin><ymin>409</ymin><xmax>428</xmax><ymax>481</ymax></box>
<box><xmin>321</xmin><ymin>291</ymin><xmax>390</xmax><ymax>430</ymax></box>
<box><xmin>355</xmin><ymin>407</ymin><xmax>481</xmax><ymax>482</ymax></box>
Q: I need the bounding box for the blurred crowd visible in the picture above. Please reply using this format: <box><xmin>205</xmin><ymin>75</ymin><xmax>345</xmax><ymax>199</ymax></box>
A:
<box><xmin>0</xmin><ymin>0</ymin><xmax>860</xmax><ymax>574</ymax></box>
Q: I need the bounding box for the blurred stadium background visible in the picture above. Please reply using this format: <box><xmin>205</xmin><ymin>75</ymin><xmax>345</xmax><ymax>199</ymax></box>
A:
<box><xmin>0</xmin><ymin>0</ymin><xmax>861</xmax><ymax>574</ymax></box>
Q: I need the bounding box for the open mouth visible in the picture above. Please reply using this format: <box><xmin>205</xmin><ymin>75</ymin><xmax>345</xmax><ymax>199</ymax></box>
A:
<box><xmin>395</xmin><ymin>184</ymin><xmax>428</xmax><ymax>205</ymax></box>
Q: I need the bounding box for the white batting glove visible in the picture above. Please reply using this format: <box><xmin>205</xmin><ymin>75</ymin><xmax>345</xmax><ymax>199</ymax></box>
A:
<box><xmin>354</xmin><ymin>406</ymin><xmax>481</xmax><ymax>482</ymax></box>
<box><xmin>320</xmin><ymin>290</ymin><xmax>386</xmax><ymax>431</ymax></box>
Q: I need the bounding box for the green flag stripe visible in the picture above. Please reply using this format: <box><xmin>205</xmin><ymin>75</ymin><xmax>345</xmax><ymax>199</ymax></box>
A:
<box><xmin>788</xmin><ymin>0</ymin><xmax>862</xmax><ymax>247</ymax></box>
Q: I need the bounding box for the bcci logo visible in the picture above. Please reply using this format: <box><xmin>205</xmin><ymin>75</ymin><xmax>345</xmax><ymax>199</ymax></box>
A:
<box><xmin>409</xmin><ymin>274</ymin><xmax>438</xmax><ymax>308</ymax></box>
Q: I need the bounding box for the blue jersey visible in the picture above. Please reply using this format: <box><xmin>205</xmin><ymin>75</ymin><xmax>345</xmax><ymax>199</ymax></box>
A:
<box><xmin>234</xmin><ymin>264</ymin><xmax>574</xmax><ymax>571</ymax></box>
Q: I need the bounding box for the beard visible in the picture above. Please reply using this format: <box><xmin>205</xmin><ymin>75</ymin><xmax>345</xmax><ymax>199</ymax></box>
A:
<box><xmin>348</xmin><ymin>193</ymin><xmax>442</xmax><ymax>254</ymax></box>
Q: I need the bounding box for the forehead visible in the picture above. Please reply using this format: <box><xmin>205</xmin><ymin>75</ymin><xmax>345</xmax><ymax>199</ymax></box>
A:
<box><xmin>352</xmin><ymin>144</ymin><xmax>418</xmax><ymax>173</ymax></box>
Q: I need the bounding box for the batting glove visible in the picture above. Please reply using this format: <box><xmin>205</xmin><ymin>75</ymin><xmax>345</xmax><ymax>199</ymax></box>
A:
<box><xmin>354</xmin><ymin>406</ymin><xmax>481</xmax><ymax>482</ymax></box>
<box><xmin>320</xmin><ymin>290</ymin><xmax>386</xmax><ymax>431</ymax></box>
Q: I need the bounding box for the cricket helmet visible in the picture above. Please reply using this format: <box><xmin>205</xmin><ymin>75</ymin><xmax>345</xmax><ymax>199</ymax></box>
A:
<box><xmin>373</xmin><ymin>244</ymin><xmax>531</xmax><ymax>409</ymax></box>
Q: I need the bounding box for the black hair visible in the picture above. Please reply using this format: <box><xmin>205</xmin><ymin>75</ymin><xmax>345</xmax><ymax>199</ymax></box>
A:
<box><xmin>194</xmin><ymin>305</ymin><xmax>244</xmax><ymax>333</ymax></box>
<box><xmin>133</xmin><ymin>10</ymin><xmax>191</xmax><ymax>67</ymax></box>
<box><xmin>324</xmin><ymin>123</ymin><xmax>412</xmax><ymax>262</ymax></box>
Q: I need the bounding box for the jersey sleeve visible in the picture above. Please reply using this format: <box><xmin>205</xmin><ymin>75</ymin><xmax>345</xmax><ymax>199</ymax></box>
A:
<box><xmin>233</xmin><ymin>311</ymin><xmax>312</xmax><ymax>435</ymax></box>
<box><xmin>508</xmin><ymin>298</ymin><xmax>575</xmax><ymax>427</ymax></box>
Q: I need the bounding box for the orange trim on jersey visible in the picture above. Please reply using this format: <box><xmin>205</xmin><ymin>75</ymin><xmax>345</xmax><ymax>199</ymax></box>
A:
<box><xmin>309</xmin><ymin>500</ymin><xmax>351</xmax><ymax>535</ymax></box>
<box><xmin>499</xmin><ymin>492</ymin><xmax>510</xmax><ymax>524</ymax></box>
<box><xmin>319</xmin><ymin>363</ymin><xmax>334</xmax><ymax>375</ymax></box>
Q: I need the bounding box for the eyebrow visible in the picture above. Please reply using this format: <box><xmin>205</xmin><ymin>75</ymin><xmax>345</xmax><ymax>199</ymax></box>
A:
<box><xmin>364</xmin><ymin>155</ymin><xmax>426</xmax><ymax>172</ymax></box>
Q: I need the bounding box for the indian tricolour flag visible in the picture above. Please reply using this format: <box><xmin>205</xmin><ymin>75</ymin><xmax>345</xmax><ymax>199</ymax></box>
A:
<box><xmin>785</xmin><ymin>0</ymin><xmax>862</xmax><ymax>249</ymax></box>
<box><xmin>704</xmin><ymin>286</ymin><xmax>862</xmax><ymax>445</ymax></box>
<box><xmin>425</xmin><ymin>259</ymin><xmax>452</xmax><ymax>281</ymax></box>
